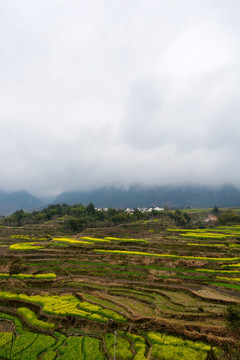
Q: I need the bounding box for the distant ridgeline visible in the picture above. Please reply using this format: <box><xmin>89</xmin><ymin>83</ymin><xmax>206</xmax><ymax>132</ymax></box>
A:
<box><xmin>0</xmin><ymin>190</ymin><xmax>44</xmax><ymax>216</ymax></box>
<box><xmin>52</xmin><ymin>185</ymin><xmax>240</xmax><ymax>209</ymax></box>
<box><xmin>1</xmin><ymin>185</ymin><xmax>240</xmax><ymax>215</ymax></box>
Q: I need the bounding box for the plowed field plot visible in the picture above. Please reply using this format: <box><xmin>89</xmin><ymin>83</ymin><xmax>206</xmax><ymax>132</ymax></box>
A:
<box><xmin>0</xmin><ymin>223</ymin><xmax>240</xmax><ymax>358</ymax></box>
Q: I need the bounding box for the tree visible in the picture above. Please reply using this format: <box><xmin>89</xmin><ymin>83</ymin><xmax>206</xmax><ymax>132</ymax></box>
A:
<box><xmin>86</xmin><ymin>202</ymin><xmax>96</xmax><ymax>215</ymax></box>
<box><xmin>170</xmin><ymin>210</ymin><xmax>191</xmax><ymax>226</ymax></box>
<box><xmin>212</xmin><ymin>206</ymin><xmax>220</xmax><ymax>215</ymax></box>
<box><xmin>65</xmin><ymin>217</ymin><xmax>86</xmax><ymax>233</ymax></box>
<box><xmin>11</xmin><ymin>210</ymin><xmax>26</xmax><ymax>226</ymax></box>
<box><xmin>218</xmin><ymin>212</ymin><xmax>240</xmax><ymax>225</ymax></box>
<box><xmin>226</xmin><ymin>304</ymin><xmax>240</xmax><ymax>336</ymax></box>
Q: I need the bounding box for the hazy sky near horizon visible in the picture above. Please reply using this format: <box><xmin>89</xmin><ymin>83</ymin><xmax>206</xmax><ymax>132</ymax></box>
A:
<box><xmin>1</xmin><ymin>0</ymin><xmax>240</xmax><ymax>197</ymax></box>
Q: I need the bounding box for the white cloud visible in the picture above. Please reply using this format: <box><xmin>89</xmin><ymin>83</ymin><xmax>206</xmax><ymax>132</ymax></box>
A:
<box><xmin>0</xmin><ymin>0</ymin><xmax>240</xmax><ymax>196</ymax></box>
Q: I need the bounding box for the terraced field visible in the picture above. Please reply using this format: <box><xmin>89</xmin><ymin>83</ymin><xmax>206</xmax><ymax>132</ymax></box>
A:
<box><xmin>0</xmin><ymin>223</ymin><xmax>240</xmax><ymax>358</ymax></box>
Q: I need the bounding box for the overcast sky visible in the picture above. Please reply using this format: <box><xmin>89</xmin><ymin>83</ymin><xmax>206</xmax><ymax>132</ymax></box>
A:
<box><xmin>1</xmin><ymin>0</ymin><xmax>240</xmax><ymax>197</ymax></box>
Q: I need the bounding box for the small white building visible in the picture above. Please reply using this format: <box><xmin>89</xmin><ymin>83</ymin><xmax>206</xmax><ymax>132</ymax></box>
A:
<box><xmin>204</xmin><ymin>214</ymin><xmax>218</xmax><ymax>222</ymax></box>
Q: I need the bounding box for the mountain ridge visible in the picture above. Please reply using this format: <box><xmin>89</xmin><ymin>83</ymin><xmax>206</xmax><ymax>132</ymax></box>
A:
<box><xmin>52</xmin><ymin>185</ymin><xmax>240</xmax><ymax>209</ymax></box>
<box><xmin>1</xmin><ymin>185</ymin><xmax>240</xmax><ymax>215</ymax></box>
<box><xmin>0</xmin><ymin>190</ymin><xmax>44</xmax><ymax>215</ymax></box>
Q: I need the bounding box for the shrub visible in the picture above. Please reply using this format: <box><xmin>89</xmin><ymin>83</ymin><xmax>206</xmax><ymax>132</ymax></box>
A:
<box><xmin>226</xmin><ymin>304</ymin><xmax>240</xmax><ymax>336</ymax></box>
<box><xmin>218</xmin><ymin>212</ymin><xmax>240</xmax><ymax>225</ymax></box>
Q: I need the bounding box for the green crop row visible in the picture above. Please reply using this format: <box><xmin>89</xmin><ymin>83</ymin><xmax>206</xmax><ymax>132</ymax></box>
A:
<box><xmin>83</xmin><ymin>336</ymin><xmax>104</xmax><ymax>360</ymax></box>
<box><xmin>0</xmin><ymin>312</ymin><xmax>219</xmax><ymax>360</ymax></box>
<box><xmin>93</xmin><ymin>249</ymin><xmax>240</xmax><ymax>262</ymax></box>
<box><xmin>214</xmin><ymin>225</ymin><xmax>240</xmax><ymax>231</ymax></box>
<box><xmin>11</xmin><ymin>235</ymin><xmax>37</xmax><ymax>240</ymax></box>
<box><xmin>42</xmin><ymin>350</ymin><xmax>56</xmax><ymax>360</ymax></box>
<box><xmin>0</xmin><ymin>273</ymin><xmax>9</xmax><ymax>278</ymax></box>
<box><xmin>0</xmin><ymin>332</ymin><xmax>12</xmax><ymax>348</ymax></box>
<box><xmin>52</xmin><ymin>237</ymin><xmax>92</xmax><ymax>245</ymax></box>
<box><xmin>180</xmin><ymin>233</ymin><xmax>228</xmax><ymax>240</ymax></box>
<box><xmin>17</xmin><ymin>307</ymin><xmax>55</xmax><ymax>331</ymax></box>
<box><xmin>119</xmin><ymin>332</ymin><xmax>147</xmax><ymax>360</ymax></box>
<box><xmin>50</xmin><ymin>242</ymin><xmax>68</xmax><ymax>247</ymax></box>
<box><xmin>150</xmin><ymin>344</ymin><xmax>206</xmax><ymax>360</ymax></box>
<box><xmin>34</xmin><ymin>273</ymin><xmax>57</xmax><ymax>279</ymax></box>
<box><xmin>0</xmin><ymin>313</ymin><xmax>105</xmax><ymax>360</ymax></box>
<box><xmin>104</xmin><ymin>237</ymin><xmax>148</xmax><ymax>244</ymax></box>
<box><xmin>188</xmin><ymin>243</ymin><xmax>240</xmax><ymax>248</ymax></box>
<box><xmin>103</xmin><ymin>331</ymin><xmax>216</xmax><ymax>360</ymax></box>
<box><xmin>146</xmin><ymin>332</ymin><xmax>211</xmax><ymax>351</ymax></box>
<box><xmin>44</xmin><ymin>335</ymin><xmax>104</xmax><ymax>360</ymax></box>
<box><xmin>80</xmin><ymin>236</ymin><xmax>110</xmax><ymax>243</ymax></box>
<box><xmin>0</xmin><ymin>330</ymin><xmax>56</xmax><ymax>360</ymax></box>
<box><xmin>105</xmin><ymin>333</ymin><xmax>132</xmax><ymax>360</ymax></box>
<box><xmin>82</xmin><ymin>293</ymin><xmax>126</xmax><ymax>315</ymax></box>
<box><xmin>216</xmin><ymin>276</ymin><xmax>240</xmax><ymax>282</ymax></box>
<box><xmin>78</xmin><ymin>236</ymin><xmax>148</xmax><ymax>244</ymax></box>
<box><xmin>146</xmin><ymin>331</ymin><xmax>218</xmax><ymax>360</ymax></box>
<box><xmin>221</xmin><ymin>263</ymin><xmax>240</xmax><ymax>268</ymax></box>
<box><xmin>229</xmin><ymin>243</ymin><xmax>240</xmax><ymax>248</ymax></box>
<box><xmin>58</xmin><ymin>336</ymin><xmax>84</xmax><ymax>359</ymax></box>
<box><xmin>207</xmin><ymin>282</ymin><xmax>240</xmax><ymax>290</ymax></box>
<box><xmin>10</xmin><ymin>235</ymin><xmax>50</xmax><ymax>241</ymax></box>
<box><xmin>0</xmin><ymin>312</ymin><xmax>24</xmax><ymax>334</ymax></box>
<box><xmin>168</xmin><ymin>226</ymin><xmax>240</xmax><ymax>238</ymax></box>
<box><xmin>0</xmin><ymin>292</ymin><xmax>104</xmax><ymax>323</ymax></box>
<box><xmin>0</xmin><ymin>273</ymin><xmax>56</xmax><ymax>280</ymax></box>
<box><xmin>167</xmin><ymin>229</ymin><xmax>206</xmax><ymax>233</ymax></box>
<box><xmin>9</xmin><ymin>242</ymin><xmax>45</xmax><ymax>251</ymax></box>
<box><xmin>77</xmin><ymin>300</ymin><xmax>126</xmax><ymax>322</ymax></box>
<box><xmin>187</xmin><ymin>243</ymin><xmax>225</xmax><ymax>247</ymax></box>
<box><xmin>0</xmin><ymin>292</ymin><xmax>126</xmax><ymax>324</ymax></box>
<box><xmin>64</xmin><ymin>261</ymin><xmax>240</xmax><ymax>275</ymax></box>
<box><xmin>195</xmin><ymin>268</ymin><xmax>240</xmax><ymax>274</ymax></box>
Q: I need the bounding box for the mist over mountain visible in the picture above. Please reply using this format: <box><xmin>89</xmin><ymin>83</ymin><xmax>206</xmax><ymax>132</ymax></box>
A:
<box><xmin>52</xmin><ymin>185</ymin><xmax>240</xmax><ymax>209</ymax></box>
<box><xmin>1</xmin><ymin>185</ymin><xmax>240</xmax><ymax>216</ymax></box>
<box><xmin>0</xmin><ymin>190</ymin><xmax>44</xmax><ymax>215</ymax></box>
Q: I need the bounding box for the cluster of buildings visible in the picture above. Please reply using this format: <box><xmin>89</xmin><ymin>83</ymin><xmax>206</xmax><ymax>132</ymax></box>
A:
<box><xmin>96</xmin><ymin>207</ymin><xmax>165</xmax><ymax>213</ymax></box>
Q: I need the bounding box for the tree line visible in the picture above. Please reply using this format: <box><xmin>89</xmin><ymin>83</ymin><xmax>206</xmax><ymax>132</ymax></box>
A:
<box><xmin>0</xmin><ymin>203</ymin><xmax>192</xmax><ymax>231</ymax></box>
